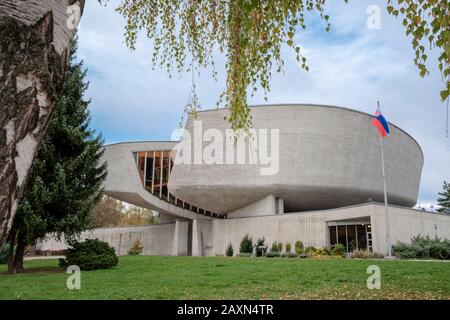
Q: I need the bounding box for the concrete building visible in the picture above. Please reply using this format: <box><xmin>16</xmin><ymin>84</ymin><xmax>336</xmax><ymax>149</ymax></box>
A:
<box><xmin>37</xmin><ymin>104</ymin><xmax>450</xmax><ymax>256</ymax></box>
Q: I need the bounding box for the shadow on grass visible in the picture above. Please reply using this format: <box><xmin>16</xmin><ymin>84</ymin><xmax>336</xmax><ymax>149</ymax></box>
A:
<box><xmin>0</xmin><ymin>266</ymin><xmax>64</xmax><ymax>276</ymax></box>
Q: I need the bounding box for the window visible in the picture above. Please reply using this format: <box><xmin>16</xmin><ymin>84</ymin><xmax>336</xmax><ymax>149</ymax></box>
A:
<box><xmin>329</xmin><ymin>223</ymin><xmax>371</xmax><ymax>253</ymax></box>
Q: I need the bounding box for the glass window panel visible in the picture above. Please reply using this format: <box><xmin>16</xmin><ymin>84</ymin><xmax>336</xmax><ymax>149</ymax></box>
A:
<box><xmin>329</xmin><ymin>226</ymin><xmax>337</xmax><ymax>247</ymax></box>
<box><xmin>357</xmin><ymin>224</ymin><xmax>368</xmax><ymax>250</ymax></box>
<box><xmin>347</xmin><ymin>225</ymin><xmax>357</xmax><ymax>252</ymax></box>
<box><xmin>145</xmin><ymin>155</ymin><xmax>154</xmax><ymax>190</ymax></box>
<box><xmin>337</xmin><ymin>226</ymin><xmax>346</xmax><ymax>247</ymax></box>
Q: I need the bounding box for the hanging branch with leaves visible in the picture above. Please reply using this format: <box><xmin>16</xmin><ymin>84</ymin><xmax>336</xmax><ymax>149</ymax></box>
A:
<box><xmin>116</xmin><ymin>0</ymin><xmax>332</xmax><ymax>133</ymax></box>
<box><xmin>116</xmin><ymin>0</ymin><xmax>449</xmax><ymax>133</ymax></box>
<box><xmin>386</xmin><ymin>0</ymin><xmax>449</xmax><ymax>102</ymax></box>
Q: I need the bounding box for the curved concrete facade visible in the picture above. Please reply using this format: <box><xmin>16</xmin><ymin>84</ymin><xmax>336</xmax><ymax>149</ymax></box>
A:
<box><xmin>168</xmin><ymin>104</ymin><xmax>424</xmax><ymax>213</ymax></box>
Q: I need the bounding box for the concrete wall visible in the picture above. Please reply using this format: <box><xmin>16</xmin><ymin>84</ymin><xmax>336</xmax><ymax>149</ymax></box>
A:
<box><xmin>192</xmin><ymin>219</ymin><xmax>214</xmax><ymax>256</ymax></box>
<box><xmin>36</xmin><ymin>223</ymin><xmax>177</xmax><ymax>256</ymax></box>
<box><xmin>36</xmin><ymin>204</ymin><xmax>450</xmax><ymax>257</ymax></box>
<box><xmin>172</xmin><ymin>220</ymin><xmax>189</xmax><ymax>256</ymax></box>
<box><xmin>195</xmin><ymin>204</ymin><xmax>450</xmax><ymax>256</ymax></box>
<box><xmin>371</xmin><ymin>205</ymin><xmax>450</xmax><ymax>254</ymax></box>
<box><xmin>207</xmin><ymin>204</ymin><xmax>375</xmax><ymax>256</ymax></box>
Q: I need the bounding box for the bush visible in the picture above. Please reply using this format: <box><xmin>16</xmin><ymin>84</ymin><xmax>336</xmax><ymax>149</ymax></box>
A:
<box><xmin>286</xmin><ymin>253</ymin><xmax>297</xmax><ymax>258</ymax></box>
<box><xmin>254</xmin><ymin>238</ymin><xmax>267</xmax><ymax>257</ymax></box>
<box><xmin>226</xmin><ymin>243</ymin><xmax>234</xmax><ymax>257</ymax></box>
<box><xmin>315</xmin><ymin>247</ymin><xmax>331</xmax><ymax>256</ymax></box>
<box><xmin>295</xmin><ymin>241</ymin><xmax>304</xmax><ymax>254</ymax></box>
<box><xmin>237</xmin><ymin>252</ymin><xmax>252</xmax><ymax>257</ymax></box>
<box><xmin>349</xmin><ymin>240</ymin><xmax>357</xmax><ymax>252</ymax></box>
<box><xmin>351</xmin><ymin>249</ymin><xmax>373</xmax><ymax>259</ymax></box>
<box><xmin>331</xmin><ymin>243</ymin><xmax>346</xmax><ymax>257</ymax></box>
<box><xmin>0</xmin><ymin>243</ymin><xmax>11</xmax><ymax>265</ymax></box>
<box><xmin>239</xmin><ymin>234</ymin><xmax>253</xmax><ymax>254</ymax></box>
<box><xmin>59</xmin><ymin>239</ymin><xmax>118</xmax><ymax>271</ymax></box>
<box><xmin>270</xmin><ymin>241</ymin><xmax>279</xmax><ymax>253</ymax></box>
<box><xmin>285</xmin><ymin>242</ymin><xmax>291</xmax><ymax>253</ymax></box>
<box><xmin>351</xmin><ymin>250</ymin><xmax>384</xmax><ymax>259</ymax></box>
<box><xmin>265</xmin><ymin>251</ymin><xmax>280</xmax><ymax>258</ymax></box>
<box><xmin>304</xmin><ymin>246</ymin><xmax>317</xmax><ymax>255</ymax></box>
<box><xmin>277</xmin><ymin>242</ymin><xmax>283</xmax><ymax>253</ymax></box>
<box><xmin>393</xmin><ymin>235</ymin><xmax>450</xmax><ymax>260</ymax></box>
<box><xmin>298</xmin><ymin>253</ymin><xmax>308</xmax><ymax>258</ymax></box>
<box><xmin>127</xmin><ymin>239</ymin><xmax>143</xmax><ymax>255</ymax></box>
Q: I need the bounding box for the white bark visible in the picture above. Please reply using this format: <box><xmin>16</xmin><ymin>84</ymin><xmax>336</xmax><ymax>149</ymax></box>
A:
<box><xmin>0</xmin><ymin>0</ymin><xmax>85</xmax><ymax>244</ymax></box>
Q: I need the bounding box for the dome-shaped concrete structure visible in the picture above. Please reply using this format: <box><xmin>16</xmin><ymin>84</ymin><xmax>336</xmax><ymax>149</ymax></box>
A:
<box><xmin>168</xmin><ymin>104</ymin><xmax>423</xmax><ymax>214</ymax></box>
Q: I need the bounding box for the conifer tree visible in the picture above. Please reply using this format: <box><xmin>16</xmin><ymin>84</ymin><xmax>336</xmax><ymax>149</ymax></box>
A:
<box><xmin>437</xmin><ymin>181</ymin><xmax>450</xmax><ymax>214</ymax></box>
<box><xmin>6</xmin><ymin>39</ymin><xmax>107</xmax><ymax>274</ymax></box>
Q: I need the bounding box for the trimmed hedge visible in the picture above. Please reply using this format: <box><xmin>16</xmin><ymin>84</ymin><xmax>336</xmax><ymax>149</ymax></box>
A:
<box><xmin>295</xmin><ymin>241</ymin><xmax>304</xmax><ymax>254</ymax></box>
<box><xmin>226</xmin><ymin>243</ymin><xmax>234</xmax><ymax>257</ymax></box>
<box><xmin>239</xmin><ymin>234</ymin><xmax>253</xmax><ymax>254</ymax></box>
<box><xmin>59</xmin><ymin>239</ymin><xmax>118</xmax><ymax>271</ymax></box>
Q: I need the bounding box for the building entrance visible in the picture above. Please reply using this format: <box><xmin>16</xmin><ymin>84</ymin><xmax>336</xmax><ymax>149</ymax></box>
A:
<box><xmin>328</xmin><ymin>220</ymin><xmax>372</xmax><ymax>253</ymax></box>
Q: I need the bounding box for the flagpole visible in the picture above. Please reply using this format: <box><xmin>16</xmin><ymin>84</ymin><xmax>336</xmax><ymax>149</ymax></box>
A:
<box><xmin>378</xmin><ymin>101</ymin><xmax>392</xmax><ymax>257</ymax></box>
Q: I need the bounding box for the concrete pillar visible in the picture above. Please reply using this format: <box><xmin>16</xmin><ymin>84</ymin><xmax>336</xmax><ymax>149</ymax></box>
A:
<box><xmin>276</xmin><ymin>197</ymin><xmax>284</xmax><ymax>215</ymax></box>
<box><xmin>172</xmin><ymin>220</ymin><xmax>189</xmax><ymax>256</ymax></box>
<box><xmin>192</xmin><ymin>219</ymin><xmax>201</xmax><ymax>256</ymax></box>
<box><xmin>227</xmin><ymin>194</ymin><xmax>283</xmax><ymax>218</ymax></box>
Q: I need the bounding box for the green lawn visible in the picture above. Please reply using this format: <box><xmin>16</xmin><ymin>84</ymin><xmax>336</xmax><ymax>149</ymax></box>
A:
<box><xmin>0</xmin><ymin>256</ymin><xmax>449</xmax><ymax>299</ymax></box>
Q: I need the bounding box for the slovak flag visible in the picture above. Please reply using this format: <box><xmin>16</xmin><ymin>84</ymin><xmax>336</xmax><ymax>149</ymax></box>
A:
<box><xmin>372</xmin><ymin>106</ymin><xmax>390</xmax><ymax>138</ymax></box>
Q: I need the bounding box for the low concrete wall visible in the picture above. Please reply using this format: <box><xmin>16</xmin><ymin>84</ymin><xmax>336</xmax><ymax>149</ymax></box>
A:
<box><xmin>207</xmin><ymin>204</ymin><xmax>374</xmax><ymax>256</ymax></box>
<box><xmin>36</xmin><ymin>223</ymin><xmax>176</xmax><ymax>256</ymax></box>
<box><xmin>36</xmin><ymin>204</ymin><xmax>450</xmax><ymax>257</ymax></box>
<box><xmin>198</xmin><ymin>204</ymin><xmax>450</xmax><ymax>256</ymax></box>
<box><xmin>371</xmin><ymin>205</ymin><xmax>450</xmax><ymax>254</ymax></box>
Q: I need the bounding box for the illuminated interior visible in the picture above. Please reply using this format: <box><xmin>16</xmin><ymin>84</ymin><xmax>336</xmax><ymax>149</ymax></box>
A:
<box><xmin>329</xmin><ymin>223</ymin><xmax>373</xmax><ymax>252</ymax></box>
<box><xmin>134</xmin><ymin>151</ymin><xmax>224</xmax><ymax>219</ymax></box>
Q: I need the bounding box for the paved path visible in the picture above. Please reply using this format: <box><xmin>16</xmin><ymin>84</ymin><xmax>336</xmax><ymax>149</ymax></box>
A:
<box><xmin>24</xmin><ymin>255</ymin><xmax>64</xmax><ymax>261</ymax></box>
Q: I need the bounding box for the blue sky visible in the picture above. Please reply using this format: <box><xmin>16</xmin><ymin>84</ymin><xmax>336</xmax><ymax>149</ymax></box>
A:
<box><xmin>77</xmin><ymin>0</ymin><xmax>449</xmax><ymax>206</ymax></box>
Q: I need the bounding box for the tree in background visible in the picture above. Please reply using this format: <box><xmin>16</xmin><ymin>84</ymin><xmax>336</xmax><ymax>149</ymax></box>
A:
<box><xmin>6</xmin><ymin>39</ymin><xmax>107</xmax><ymax>274</ymax></box>
<box><xmin>89</xmin><ymin>197</ymin><xmax>158</xmax><ymax>228</ymax></box>
<box><xmin>437</xmin><ymin>181</ymin><xmax>450</xmax><ymax>213</ymax></box>
<box><xmin>121</xmin><ymin>207</ymin><xmax>158</xmax><ymax>226</ymax></box>
<box><xmin>89</xmin><ymin>196</ymin><xmax>124</xmax><ymax>228</ymax></box>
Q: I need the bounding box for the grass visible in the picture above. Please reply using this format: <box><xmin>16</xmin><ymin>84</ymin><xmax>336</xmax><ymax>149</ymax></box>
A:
<box><xmin>0</xmin><ymin>256</ymin><xmax>449</xmax><ymax>299</ymax></box>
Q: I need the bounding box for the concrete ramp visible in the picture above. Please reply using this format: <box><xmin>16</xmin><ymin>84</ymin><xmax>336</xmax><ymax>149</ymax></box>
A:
<box><xmin>102</xmin><ymin>141</ymin><xmax>223</xmax><ymax>220</ymax></box>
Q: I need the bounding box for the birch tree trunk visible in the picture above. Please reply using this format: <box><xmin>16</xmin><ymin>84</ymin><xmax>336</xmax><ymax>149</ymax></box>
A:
<box><xmin>0</xmin><ymin>0</ymin><xmax>85</xmax><ymax>245</ymax></box>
